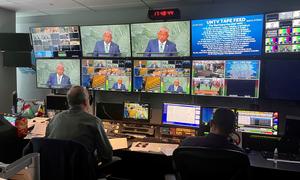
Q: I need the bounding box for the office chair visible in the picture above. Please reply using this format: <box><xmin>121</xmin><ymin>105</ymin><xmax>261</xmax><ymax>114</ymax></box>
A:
<box><xmin>23</xmin><ymin>138</ymin><xmax>123</xmax><ymax>180</ymax></box>
<box><xmin>173</xmin><ymin>147</ymin><xmax>250</xmax><ymax>180</ymax></box>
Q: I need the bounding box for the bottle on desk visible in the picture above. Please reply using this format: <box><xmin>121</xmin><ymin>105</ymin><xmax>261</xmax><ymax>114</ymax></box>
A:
<box><xmin>273</xmin><ymin>148</ymin><xmax>278</xmax><ymax>168</ymax></box>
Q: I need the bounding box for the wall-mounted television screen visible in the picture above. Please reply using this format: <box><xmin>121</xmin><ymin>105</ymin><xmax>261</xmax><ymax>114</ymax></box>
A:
<box><xmin>192</xmin><ymin>14</ymin><xmax>263</xmax><ymax>57</ymax></box>
<box><xmin>36</xmin><ymin>59</ymin><xmax>80</xmax><ymax>89</ymax></box>
<box><xmin>133</xmin><ymin>60</ymin><xmax>191</xmax><ymax>94</ymax></box>
<box><xmin>30</xmin><ymin>26</ymin><xmax>81</xmax><ymax>58</ymax></box>
<box><xmin>131</xmin><ymin>21</ymin><xmax>190</xmax><ymax>57</ymax></box>
<box><xmin>80</xmin><ymin>24</ymin><xmax>131</xmax><ymax>57</ymax></box>
<box><xmin>265</xmin><ymin>10</ymin><xmax>300</xmax><ymax>53</ymax></box>
<box><xmin>82</xmin><ymin>59</ymin><xmax>132</xmax><ymax>92</ymax></box>
<box><xmin>192</xmin><ymin>60</ymin><xmax>260</xmax><ymax>98</ymax></box>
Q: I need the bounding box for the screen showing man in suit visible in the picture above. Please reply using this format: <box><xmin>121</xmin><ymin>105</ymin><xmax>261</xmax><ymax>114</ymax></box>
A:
<box><xmin>144</xmin><ymin>27</ymin><xmax>177</xmax><ymax>57</ymax></box>
<box><xmin>82</xmin><ymin>60</ymin><xmax>132</xmax><ymax>92</ymax></box>
<box><xmin>167</xmin><ymin>79</ymin><xmax>184</xmax><ymax>93</ymax></box>
<box><xmin>36</xmin><ymin>59</ymin><xmax>80</xmax><ymax>89</ymax></box>
<box><xmin>108</xmin><ymin>76</ymin><xmax>130</xmax><ymax>91</ymax></box>
<box><xmin>81</xmin><ymin>24</ymin><xmax>131</xmax><ymax>57</ymax></box>
<box><xmin>93</xmin><ymin>31</ymin><xmax>120</xmax><ymax>57</ymax></box>
<box><xmin>131</xmin><ymin>21</ymin><xmax>190</xmax><ymax>57</ymax></box>
<box><xmin>134</xmin><ymin>60</ymin><xmax>190</xmax><ymax>94</ymax></box>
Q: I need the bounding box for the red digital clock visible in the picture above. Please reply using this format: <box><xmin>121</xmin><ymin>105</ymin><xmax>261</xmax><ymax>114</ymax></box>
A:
<box><xmin>148</xmin><ymin>8</ymin><xmax>181</xmax><ymax>20</ymax></box>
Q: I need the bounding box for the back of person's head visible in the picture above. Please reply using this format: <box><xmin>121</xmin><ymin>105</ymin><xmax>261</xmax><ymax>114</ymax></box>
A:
<box><xmin>211</xmin><ymin>108</ymin><xmax>237</xmax><ymax>136</ymax></box>
<box><xmin>67</xmin><ymin>86</ymin><xmax>88</xmax><ymax>108</ymax></box>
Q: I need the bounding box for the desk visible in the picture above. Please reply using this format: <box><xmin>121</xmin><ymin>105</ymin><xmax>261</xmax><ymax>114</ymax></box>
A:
<box><xmin>248</xmin><ymin>151</ymin><xmax>300</xmax><ymax>175</ymax></box>
<box><xmin>109</xmin><ymin>139</ymin><xmax>300</xmax><ymax>180</ymax></box>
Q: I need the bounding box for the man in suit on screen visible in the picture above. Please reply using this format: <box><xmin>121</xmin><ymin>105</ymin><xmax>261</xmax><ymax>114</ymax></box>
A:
<box><xmin>112</xmin><ymin>79</ymin><xmax>126</xmax><ymax>91</ymax></box>
<box><xmin>93</xmin><ymin>30</ymin><xmax>121</xmax><ymax>57</ymax></box>
<box><xmin>47</xmin><ymin>63</ymin><xmax>71</xmax><ymax>89</ymax></box>
<box><xmin>167</xmin><ymin>79</ymin><xmax>184</xmax><ymax>93</ymax></box>
<box><xmin>144</xmin><ymin>27</ymin><xmax>178</xmax><ymax>57</ymax></box>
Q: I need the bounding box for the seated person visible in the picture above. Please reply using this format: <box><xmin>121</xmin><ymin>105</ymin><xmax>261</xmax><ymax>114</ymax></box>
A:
<box><xmin>46</xmin><ymin>86</ymin><xmax>113</xmax><ymax>164</ymax></box>
<box><xmin>47</xmin><ymin>63</ymin><xmax>71</xmax><ymax>89</ymax></box>
<box><xmin>180</xmin><ymin>108</ymin><xmax>243</xmax><ymax>152</ymax></box>
<box><xmin>112</xmin><ymin>79</ymin><xmax>126</xmax><ymax>91</ymax></box>
<box><xmin>167</xmin><ymin>80</ymin><xmax>184</xmax><ymax>93</ymax></box>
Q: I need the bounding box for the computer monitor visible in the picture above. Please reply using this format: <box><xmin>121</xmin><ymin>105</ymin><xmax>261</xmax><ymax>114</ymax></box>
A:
<box><xmin>162</xmin><ymin>103</ymin><xmax>201</xmax><ymax>128</ymax></box>
<box><xmin>36</xmin><ymin>59</ymin><xmax>81</xmax><ymax>89</ymax></box>
<box><xmin>30</xmin><ymin>26</ymin><xmax>81</xmax><ymax>58</ymax></box>
<box><xmin>265</xmin><ymin>10</ymin><xmax>300</xmax><ymax>53</ymax></box>
<box><xmin>237</xmin><ymin>110</ymin><xmax>279</xmax><ymax>135</ymax></box>
<box><xmin>123</xmin><ymin>102</ymin><xmax>150</xmax><ymax>122</ymax></box>
<box><xmin>96</xmin><ymin>102</ymin><xmax>124</xmax><ymax>121</ymax></box>
<box><xmin>133</xmin><ymin>60</ymin><xmax>191</xmax><ymax>94</ymax></box>
<box><xmin>81</xmin><ymin>59</ymin><xmax>132</xmax><ymax>92</ymax></box>
<box><xmin>80</xmin><ymin>24</ymin><xmax>131</xmax><ymax>57</ymax></box>
<box><xmin>131</xmin><ymin>21</ymin><xmax>190</xmax><ymax>57</ymax></box>
<box><xmin>285</xmin><ymin>116</ymin><xmax>300</xmax><ymax>138</ymax></box>
<box><xmin>192</xmin><ymin>14</ymin><xmax>263</xmax><ymax>57</ymax></box>
<box><xmin>46</xmin><ymin>95</ymin><xmax>69</xmax><ymax>110</ymax></box>
<box><xmin>192</xmin><ymin>60</ymin><xmax>260</xmax><ymax>98</ymax></box>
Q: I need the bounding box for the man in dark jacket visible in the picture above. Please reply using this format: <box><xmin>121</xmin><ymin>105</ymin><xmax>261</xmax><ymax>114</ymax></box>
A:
<box><xmin>46</xmin><ymin>85</ymin><xmax>113</xmax><ymax>163</ymax></box>
<box><xmin>180</xmin><ymin>108</ymin><xmax>243</xmax><ymax>152</ymax></box>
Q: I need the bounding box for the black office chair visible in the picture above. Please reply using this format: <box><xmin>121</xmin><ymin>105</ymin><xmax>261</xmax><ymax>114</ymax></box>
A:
<box><xmin>23</xmin><ymin>138</ymin><xmax>98</xmax><ymax>180</ymax></box>
<box><xmin>173</xmin><ymin>147</ymin><xmax>250</xmax><ymax>180</ymax></box>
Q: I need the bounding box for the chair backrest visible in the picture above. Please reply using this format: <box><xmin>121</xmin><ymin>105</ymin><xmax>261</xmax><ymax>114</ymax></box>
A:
<box><xmin>173</xmin><ymin>147</ymin><xmax>250</xmax><ymax>180</ymax></box>
<box><xmin>23</xmin><ymin>138</ymin><xmax>97</xmax><ymax>180</ymax></box>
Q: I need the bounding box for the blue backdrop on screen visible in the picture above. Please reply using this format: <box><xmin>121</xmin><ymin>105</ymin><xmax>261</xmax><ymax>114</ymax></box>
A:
<box><xmin>192</xmin><ymin>14</ymin><xmax>263</xmax><ymax>57</ymax></box>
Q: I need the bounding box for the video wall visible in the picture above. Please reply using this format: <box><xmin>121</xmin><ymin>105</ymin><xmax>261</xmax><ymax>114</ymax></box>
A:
<box><xmin>31</xmin><ymin>10</ymin><xmax>300</xmax><ymax>100</ymax></box>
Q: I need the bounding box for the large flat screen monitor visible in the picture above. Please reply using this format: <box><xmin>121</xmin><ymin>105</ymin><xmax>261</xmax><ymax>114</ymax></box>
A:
<box><xmin>133</xmin><ymin>60</ymin><xmax>191</xmax><ymax>94</ymax></box>
<box><xmin>162</xmin><ymin>103</ymin><xmax>201</xmax><ymax>128</ymax></box>
<box><xmin>265</xmin><ymin>10</ymin><xmax>300</xmax><ymax>53</ymax></box>
<box><xmin>123</xmin><ymin>102</ymin><xmax>150</xmax><ymax>122</ymax></box>
<box><xmin>131</xmin><ymin>21</ymin><xmax>190</xmax><ymax>57</ymax></box>
<box><xmin>82</xmin><ymin>59</ymin><xmax>132</xmax><ymax>92</ymax></box>
<box><xmin>192</xmin><ymin>14</ymin><xmax>263</xmax><ymax>57</ymax></box>
<box><xmin>36</xmin><ymin>59</ymin><xmax>81</xmax><ymax>89</ymax></box>
<box><xmin>237</xmin><ymin>110</ymin><xmax>279</xmax><ymax>135</ymax></box>
<box><xmin>262</xmin><ymin>60</ymin><xmax>300</xmax><ymax>101</ymax></box>
<box><xmin>192</xmin><ymin>60</ymin><xmax>260</xmax><ymax>98</ymax></box>
<box><xmin>80</xmin><ymin>24</ymin><xmax>131</xmax><ymax>57</ymax></box>
<box><xmin>30</xmin><ymin>26</ymin><xmax>81</xmax><ymax>58</ymax></box>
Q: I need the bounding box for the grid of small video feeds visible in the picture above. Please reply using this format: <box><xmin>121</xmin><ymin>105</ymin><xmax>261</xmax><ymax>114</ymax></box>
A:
<box><xmin>81</xmin><ymin>59</ymin><xmax>132</xmax><ymax>92</ymax></box>
<box><xmin>192</xmin><ymin>60</ymin><xmax>260</xmax><ymax>98</ymax></box>
<box><xmin>133</xmin><ymin>60</ymin><xmax>191</xmax><ymax>94</ymax></box>
<box><xmin>265</xmin><ymin>10</ymin><xmax>300</xmax><ymax>53</ymax></box>
<box><xmin>31</xmin><ymin>26</ymin><xmax>81</xmax><ymax>58</ymax></box>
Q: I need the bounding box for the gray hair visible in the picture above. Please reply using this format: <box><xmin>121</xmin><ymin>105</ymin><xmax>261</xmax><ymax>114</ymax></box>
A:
<box><xmin>103</xmin><ymin>30</ymin><xmax>112</xmax><ymax>36</ymax></box>
<box><xmin>159</xmin><ymin>26</ymin><xmax>169</xmax><ymax>33</ymax></box>
<box><xmin>67</xmin><ymin>86</ymin><xmax>88</xmax><ymax>107</ymax></box>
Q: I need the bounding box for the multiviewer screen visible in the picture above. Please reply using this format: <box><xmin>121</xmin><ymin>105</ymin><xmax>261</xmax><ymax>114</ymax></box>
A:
<box><xmin>162</xmin><ymin>103</ymin><xmax>201</xmax><ymax>128</ymax></box>
<box><xmin>237</xmin><ymin>110</ymin><xmax>279</xmax><ymax>135</ymax></box>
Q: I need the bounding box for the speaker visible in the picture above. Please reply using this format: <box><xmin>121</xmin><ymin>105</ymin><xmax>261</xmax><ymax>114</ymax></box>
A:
<box><xmin>3</xmin><ymin>51</ymin><xmax>32</xmax><ymax>67</ymax></box>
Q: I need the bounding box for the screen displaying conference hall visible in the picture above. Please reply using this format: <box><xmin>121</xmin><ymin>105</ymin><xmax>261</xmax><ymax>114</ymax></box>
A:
<box><xmin>1</xmin><ymin>1</ymin><xmax>300</xmax><ymax>179</ymax></box>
